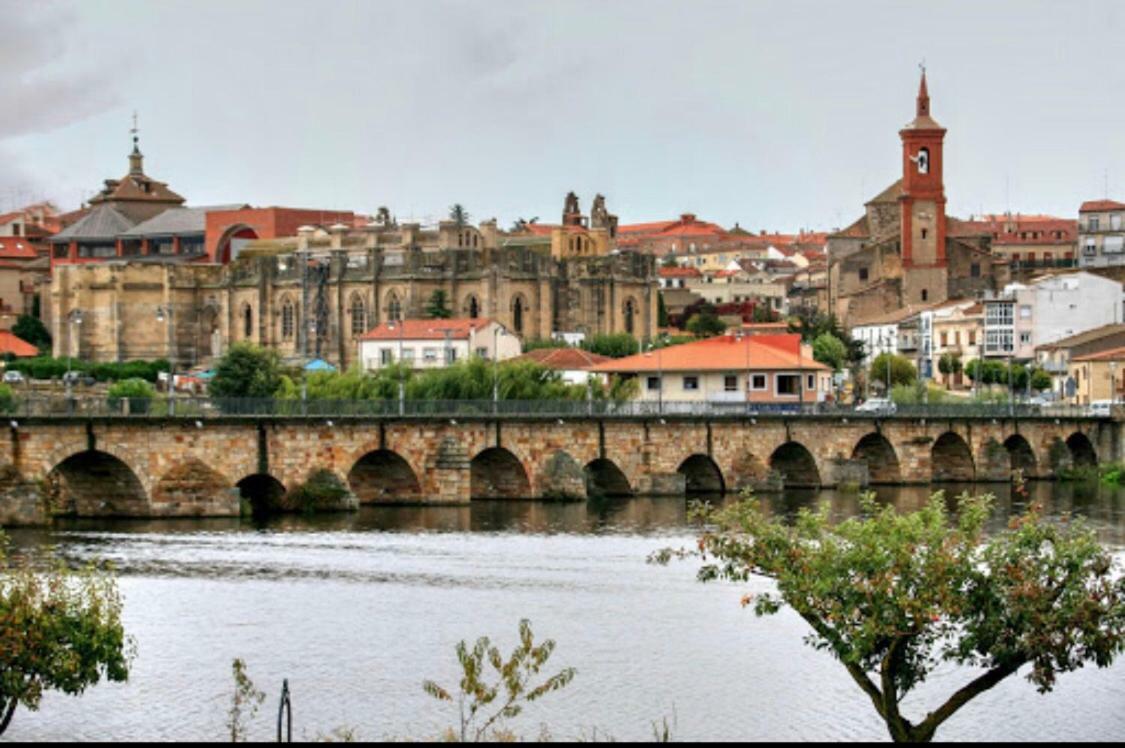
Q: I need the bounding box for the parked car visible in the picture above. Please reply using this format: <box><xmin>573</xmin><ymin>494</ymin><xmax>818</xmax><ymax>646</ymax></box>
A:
<box><xmin>855</xmin><ymin>397</ymin><xmax>896</xmax><ymax>414</ymax></box>
<box><xmin>62</xmin><ymin>371</ymin><xmax>85</xmax><ymax>386</ymax></box>
<box><xmin>1088</xmin><ymin>400</ymin><xmax>1114</xmax><ymax>417</ymax></box>
<box><xmin>2</xmin><ymin>370</ymin><xmax>24</xmax><ymax>384</ymax></box>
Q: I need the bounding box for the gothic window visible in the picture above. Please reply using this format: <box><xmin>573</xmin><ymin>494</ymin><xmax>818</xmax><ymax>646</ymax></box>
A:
<box><xmin>281</xmin><ymin>299</ymin><xmax>295</xmax><ymax>340</ymax></box>
<box><xmin>921</xmin><ymin>289</ymin><xmax>929</xmax><ymax>302</ymax></box>
<box><xmin>242</xmin><ymin>304</ymin><xmax>253</xmax><ymax>339</ymax></box>
<box><xmin>624</xmin><ymin>298</ymin><xmax>636</xmax><ymax>335</ymax></box>
<box><xmin>465</xmin><ymin>295</ymin><xmax>480</xmax><ymax>319</ymax></box>
<box><xmin>350</xmin><ymin>294</ymin><xmax>367</xmax><ymax>335</ymax></box>
<box><xmin>512</xmin><ymin>296</ymin><xmax>525</xmax><ymax>335</ymax></box>
<box><xmin>386</xmin><ymin>293</ymin><xmax>402</xmax><ymax>322</ymax></box>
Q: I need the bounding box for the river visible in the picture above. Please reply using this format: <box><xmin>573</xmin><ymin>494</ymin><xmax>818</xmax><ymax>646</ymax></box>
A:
<box><xmin>2</xmin><ymin>481</ymin><xmax>1124</xmax><ymax>742</ymax></box>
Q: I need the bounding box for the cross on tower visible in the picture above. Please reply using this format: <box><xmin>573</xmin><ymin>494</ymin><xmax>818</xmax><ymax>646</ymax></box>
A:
<box><xmin>131</xmin><ymin>111</ymin><xmax>139</xmax><ymax>149</ymax></box>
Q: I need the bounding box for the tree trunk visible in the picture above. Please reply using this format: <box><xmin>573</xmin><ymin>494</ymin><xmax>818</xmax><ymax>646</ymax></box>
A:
<box><xmin>0</xmin><ymin>697</ymin><xmax>17</xmax><ymax>736</ymax></box>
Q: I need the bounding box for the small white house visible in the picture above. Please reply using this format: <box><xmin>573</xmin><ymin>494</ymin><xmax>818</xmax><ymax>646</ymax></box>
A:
<box><xmin>357</xmin><ymin>318</ymin><xmax>522</xmax><ymax>371</ymax></box>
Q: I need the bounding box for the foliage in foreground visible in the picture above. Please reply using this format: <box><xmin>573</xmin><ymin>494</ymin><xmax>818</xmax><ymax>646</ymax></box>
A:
<box><xmin>423</xmin><ymin>619</ymin><xmax>576</xmax><ymax>742</ymax></box>
<box><xmin>0</xmin><ymin>534</ymin><xmax>133</xmax><ymax>736</ymax></box>
<box><xmin>228</xmin><ymin>658</ymin><xmax>266</xmax><ymax>742</ymax></box>
<box><xmin>652</xmin><ymin>491</ymin><xmax>1125</xmax><ymax>743</ymax></box>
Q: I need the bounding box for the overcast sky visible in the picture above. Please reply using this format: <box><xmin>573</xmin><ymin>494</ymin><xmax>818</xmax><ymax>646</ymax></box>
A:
<box><xmin>3</xmin><ymin>0</ymin><xmax>1123</xmax><ymax>231</ymax></box>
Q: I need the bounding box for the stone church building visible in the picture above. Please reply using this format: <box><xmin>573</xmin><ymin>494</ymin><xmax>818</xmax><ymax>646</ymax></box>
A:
<box><xmin>828</xmin><ymin>73</ymin><xmax>1008</xmax><ymax>325</ymax></box>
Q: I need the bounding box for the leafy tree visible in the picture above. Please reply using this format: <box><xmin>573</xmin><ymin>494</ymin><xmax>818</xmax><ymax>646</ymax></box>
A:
<box><xmin>938</xmin><ymin>353</ymin><xmax>962</xmax><ymax>388</ymax></box>
<box><xmin>449</xmin><ymin>204</ymin><xmax>471</xmax><ymax>228</ymax></box>
<box><xmin>790</xmin><ymin>309</ymin><xmax>864</xmax><ymax>367</ymax></box>
<box><xmin>657</xmin><ymin>293</ymin><xmax>669</xmax><ymax>328</ymax></box>
<box><xmin>686</xmin><ymin>311</ymin><xmax>726</xmax><ymax>338</ymax></box>
<box><xmin>210</xmin><ymin>343</ymin><xmax>283</xmax><ymax>399</ymax></box>
<box><xmin>869</xmin><ymin>353</ymin><xmax>916</xmax><ymax>389</ymax></box>
<box><xmin>11</xmin><ymin>315</ymin><xmax>50</xmax><ymax>352</ymax></box>
<box><xmin>660</xmin><ymin>255</ymin><xmax>680</xmax><ymax>269</ymax></box>
<box><xmin>1030</xmin><ymin>367</ymin><xmax>1052</xmax><ymax>392</ymax></box>
<box><xmin>423</xmin><ymin>619</ymin><xmax>576</xmax><ymax>742</ymax></box>
<box><xmin>751</xmin><ymin>304</ymin><xmax>778</xmax><ymax>323</ymax></box>
<box><xmin>426</xmin><ymin>290</ymin><xmax>452</xmax><ymax>319</ymax></box>
<box><xmin>654</xmin><ymin>492</ymin><xmax>1125</xmax><ymax>743</ymax></box>
<box><xmin>812</xmin><ymin>333</ymin><xmax>847</xmax><ymax>372</ymax></box>
<box><xmin>0</xmin><ymin>535</ymin><xmax>133</xmax><ymax>736</ymax></box>
<box><xmin>581</xmin><ymin>333</ymin><xmax>640</xmax><ymax>359</ymax></box>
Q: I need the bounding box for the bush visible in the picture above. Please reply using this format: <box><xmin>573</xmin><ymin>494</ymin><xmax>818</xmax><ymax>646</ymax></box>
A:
<box><xmin>581</xmin><ymin>333</ymin><xmax>640</xmax><ymax>358</ymax></box>
<box><xmin>4</xmin><ymin>357</ymin><xmax>169</xmax><ymax>383</ymax></box>
<box><xmin>107</xmin><ymin>379</ymin><xmax>156</xmax><ymax>414</ymax></box>
<box><xmin>210</xmin><ymin>344</ymin><xmax>282</xmax><ymax>399</ymax></box>
<box><xmin>285</xmin><ymin>470</ymin><xmax>352</xmax><ymax>514</ymax></box>
<box><xmin>0</xmin><ymin>384</ymin><xmax>12</xmax><ymax>414</ymax></box>
<box><xmin>869</xmin><ymin>353</ymin><xmax>916</xmax><ymax>389</ymax></box>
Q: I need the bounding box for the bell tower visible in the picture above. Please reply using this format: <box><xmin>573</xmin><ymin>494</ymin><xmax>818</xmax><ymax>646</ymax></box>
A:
<box><xmin>899</xmin><ymin>69</ymin><xmax>947</xmax><ymax>271</ymax></box>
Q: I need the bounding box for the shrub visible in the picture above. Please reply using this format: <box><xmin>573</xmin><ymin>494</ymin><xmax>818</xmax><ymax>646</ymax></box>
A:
<box><xmin>107</xmin><ymin>378</ymin><xmax>156</xmax><ymax>414</ymax></box>
<box><xmin>0</xmin><ymin>384</ymin><xmax>12</xmax><ymax>414</ymax></box>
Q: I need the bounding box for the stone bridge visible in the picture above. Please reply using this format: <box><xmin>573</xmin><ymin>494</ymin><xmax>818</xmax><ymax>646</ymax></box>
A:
<box><xmin>0</xmin><ymin>414</ymin><xmax>1118</xmax><ymax>524</ymax></box>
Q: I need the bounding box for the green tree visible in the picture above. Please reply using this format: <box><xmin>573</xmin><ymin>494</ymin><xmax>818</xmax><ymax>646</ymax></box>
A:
<box><xmin>869</xmin><ymin>353</ymin><xmax>916</xmax><ymax>389</ymax></box>
<box><xmin>655</xmin><ymin>492</ymin><xmax>1125</xmax><ymax>743</ymax></box>
<box><xmin>449</xmin><ymin>204</ymin><xmax>471</xmax><ymax>228</ymax></box>
<box><xmin>423</xmin><ymin>619</ymin><xmax>576</xmax><ymax>742</ymax></box>
<box><xmin>0</xmin><ymin>535</ymin><xmax>133</xmax><ymax>736</ymax></box>
<box><xmin>937</xmin><ymin>353</ymin><xmax>962</xmax><ymax>388</ymax></box>
<box><xmin>660</xmin><ymin>255</ymin><xmax>680</xmax><ymax>269</ymax></box>
<box><xmin>107</xmin><ymin>378</ymin><xmax>156</xmax><ymax>414</ymax></box>
<box><xmin>657</xmin><ymin>293</ymin><xmax>669</xmax><ymax>328</ymax></box>
<box><xmin>0</xmin><ymin>384</ymin><xmax>12</xmax><ymax>414</ymax></box>
<box><xmin>581</xmin><ymin>333</ymin><xmax>640</xmax><ymax>359</ymax></box>
<box><xmin>686</xmin><ymin>311</ymin><xmax>726</xmax><ymax>338</ymax></box>
<box><xmin>11</xmin><ymin>315</ymin><xmax>50</xmax><ymax>352</ymax></box>
<box><xmin>426</xmin><ymin>290</ymin><xmax>452</xmax><ymax>319</ymax></box>
<box><xmin>210</xmin><ymin>343</ymin><xmax>283</xmax><ymax>399</ymax></box>
<box><xmin>812</xmin><ymin>333</ymin><xmax>847</xmax><ymax>371</ymax></box>
<box><xmin>1030</xmin><ymin>368</ymin><xmax>1052</xmax><ymax>392</ymax></box>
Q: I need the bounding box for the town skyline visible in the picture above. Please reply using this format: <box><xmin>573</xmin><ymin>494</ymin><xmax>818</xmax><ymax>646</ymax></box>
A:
<box><xmin>3</xmin><ymin>0</ymin><xmax>1124</xmax><ymax>229</ymax></box>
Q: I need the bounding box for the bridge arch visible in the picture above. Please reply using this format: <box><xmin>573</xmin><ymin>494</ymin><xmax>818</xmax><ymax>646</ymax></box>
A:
<box><xmin>769</xmin><ymin>442</ymin><xmax>821</xmax><ymax>488</ymax></box>
<box><xmin>585</xmin><ymin>458</ymin><xmax>633</xmax><ymax>498</ymax></box>
<box><xmin>537</xmin><ymin>450</ymin><xmax>586</xmax><ymax>499</ymax></box>
<box><xmin>677</xmin><ymin>454</ymin><xmax>725</xmax><ymax>494</ymax></box>
<box><xmin>151</xmin><ymin>459</ymin><xmax>235</xmax><ymax>516</ymax></box>
<box><xmin>1066</xmin><ymin>432</ymin><xmax>1098</xmax><ymax>466</ymax></box>
<box><xmin>1004</xmin><ymin>434</ymin><xmax>1038</xmax><ymax>477</ymax></box>
<box><xmin>48</xmin><ymin>450</ymin><xmax>149</xmax><ymax>517</ymax></box>
<box><xmin>348</xmin><ymin>449</ymin><xmax>422</xmax><ymax>503</ymax></box>
<box><xmin>236</xmin><ymin>473</ymin><xmax>287</xmax><ymax>514</ymax></box>
<box><xmin>471</xmin><ymin>447</ymin><xmax>532</xmax><ymax>499</ymax></box>
<box><xmin>851</xmin><ymin>432</ymin><xmax>901</xmax><ymax>484</ymax></box>
<box><xmin>931</xmin><ymin>432</ymin><xmax>975</xmax><ymax>482</ymax></box>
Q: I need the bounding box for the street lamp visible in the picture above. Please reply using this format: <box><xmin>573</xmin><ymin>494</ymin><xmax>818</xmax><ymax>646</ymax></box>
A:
<box><xmin>492</xmin><ymin>326</ymin><xmax>507</xmax><ymax>411</ymax></box>
<box><xmin>65</xmin><ymin>309</ymin><xmax>84</xmax><ymax>406</ymax></box>
<box><xmin>156</xmin><ymin>305</ymin><xmax>175</xmax><ymax>414</ymax></box>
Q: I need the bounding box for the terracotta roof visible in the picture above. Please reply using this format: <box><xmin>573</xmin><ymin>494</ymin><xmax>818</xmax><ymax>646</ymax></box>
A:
<box><xmin>590</xmin><ymin>333</ymin><xmax>828</xmax><ymax>374</ymax></box>
<box><xmin>1079</xmin><ymin>200</ymin><xmax>1125</xmax><ymax>213</ymax></box>
<box><xmin>512</xmin><ymin>348</ymin><xmax>611</xmax><ymax>370</ymax></box>
<box><xmin>1073</xmin><ymin>346</ymin><xmax>1125</xmax><ymax>362</ymax></box>
<box><xmin>0</xmin><ymin>212</ymin><xmax>20</xmax><ymax>225</ymax></box>
<box><xmin>0</xmin><ymin>331</ymin><xmax>38</xmax><ymax>357</ymax></box>
<box><xmin>1037</xmin><ymin>323</ymin><xmax>1125</xmax><ymax>351</ymax></box>
<box><xmin>832</xmin><ymin>215</ymin><xmax>870</xmax><ymax>239</ymax></box>
<box><xmin>659</xmin><ymin>266</ymin><xmax>702</xmax><ymax>278</ymax></box>
<box><xmin>617</xmin><ymin>214</ymin><xmax>727</xmax><ymax>239</ymax></box>
<box><xmin>358</xmin><ymin>318</ymin><xmax>498</xmax><ymax>341</ymax></box>
<box><xmin>0</xmin><ymin>238</ymin><xmax>39</xmax><ymax>259</ymax></box>
<box><xmin>959</xmin><ymin>214</ymin><xmax>1077</xmax><ymax>245</ymax></box>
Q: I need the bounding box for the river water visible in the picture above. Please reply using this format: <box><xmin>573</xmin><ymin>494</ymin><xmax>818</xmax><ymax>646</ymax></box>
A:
<box><xmin>3</xmin><ymin>481</ymin><xmax>1124</xmax><ymax>742</ymax></box>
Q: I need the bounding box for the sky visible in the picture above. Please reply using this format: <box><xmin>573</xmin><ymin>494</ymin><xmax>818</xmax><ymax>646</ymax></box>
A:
<box><xmin>2</xmin><ymin>0</ymin><xmax>1124</xmax><ymax>232</ymax></box>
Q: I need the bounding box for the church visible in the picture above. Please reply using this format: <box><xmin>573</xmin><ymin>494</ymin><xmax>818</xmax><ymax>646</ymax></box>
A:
<box><xmin>827</xmin><ymin>72</ymin><xmax>1008</xmax><ymax>326</ymax></box>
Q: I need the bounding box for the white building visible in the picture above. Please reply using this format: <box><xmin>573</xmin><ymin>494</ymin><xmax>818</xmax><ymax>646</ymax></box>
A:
<box><xmin>357</xmin><ymin>318</ymin><xmax>521</xmax><ymax>371</ymax></box>
<box><xmin>981</xmin><ymin>272</ymin><xmax>1123</xmax><ymax>360</ymax></box>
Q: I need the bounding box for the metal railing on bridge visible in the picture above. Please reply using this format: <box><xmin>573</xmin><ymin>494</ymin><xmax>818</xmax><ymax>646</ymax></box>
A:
<box><xmin>4</xmin><ymin>396</ymin><xmax>1108</xmax><ymax>421</ymax></box>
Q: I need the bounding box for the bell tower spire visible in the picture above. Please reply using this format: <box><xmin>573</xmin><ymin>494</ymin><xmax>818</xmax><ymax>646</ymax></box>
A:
<box><xmin>128</xmin><ymin>110</ymin><xmax>144</xmax><ymax>176</ymax></box>
<box><xmin>916</xmin><ymin>65</ymin><xmax>930</xmax><ymax>117</ymax></box>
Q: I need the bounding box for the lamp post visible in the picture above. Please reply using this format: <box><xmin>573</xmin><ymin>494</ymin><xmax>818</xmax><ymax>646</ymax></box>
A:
<box><xmin>156</xmin><ymin>305</ymin><xmax>175</xmax><ymax>415</ymax></box>
<box><xmin>386</xmin><ymin>319</ymin><xmax>405</xmax><ymax>415</ymax></box>
<box><xmin>65</xmin><ymin>309</ymin><xmax>83</xmax><ymax>409</ymax></box>
<box><xmin>492</xmin><ymin>326</ymin><xmax>506</xmax><ymax>412</ymax></box>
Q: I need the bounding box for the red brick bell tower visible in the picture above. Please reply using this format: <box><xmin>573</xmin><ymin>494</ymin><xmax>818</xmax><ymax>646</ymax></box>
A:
<box><xmin>899</xmin><ymin>70</ymin><xmax>947</xmax><ymax>269</ymax></box>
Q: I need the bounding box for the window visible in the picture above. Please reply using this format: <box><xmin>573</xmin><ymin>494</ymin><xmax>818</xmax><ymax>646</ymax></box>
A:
<box><xmin>476</xmin><ymin>347</ymin><xmax>488</xmax><ymax>359</ymax></box>
<box><xmin>921</xmin><ymin>289</ymin><xmax>928</xmax><ymax>302</ymax></box>
<box><xmin>1105</xmin><ymin>236</ymin><xmax>1124</xmax><ymax>254</ymax></box>
<box><xmin>724</xmin><ymin>375</ymin><xmax>737</xmax><ymax>392</ymax></box>
<box><xmin>423</xmin><ymin>348</ymin><xmax>438</xmax><ymax>362</ymax></box>
<box><xmin>683</xmin><ymin>376</ymin><xmax>699</xmax><ymax>391</ymax></box>
<box><xmin>921</xmin><ymin>228</ymin><xmax>928</xmax><ymax>240</ymax></box>
<box><xmin>985</xmin><ymin>329</ymin><xmax>1014</xmax><ymax>354</ymax></box>
<box><xmin>1019</xmin><ymin>331</ymin><xmax>1032</xmax><ymax>345</ymax></box>
<box><xmin>350</xmin><ymin>295</ymin><xmax>367</xmax><ymax>335</ymax></box>
<box><xmin>1019</xmin><ymin>305</ymin><xmax>1032</xmax><ymax>319</ymax></box>
<box><xmin>776</xmin><ymin>375</ymin><xmax>799</xmax><ymax>395</ymax></box>
<box><xmin>242</xmin><ymin>304</ymin><xmax>253</xmax><ymax>338</ymax></box>
<box><xmin>1084</xmin><ymin>239</ymin><xmax>1097</xmax><ymax>256</ymax></box>
<box><xmin>1090</xmin><ymin>217</ymin><xmax>1100</xmax><ymax>231</ymax></box>
<box><xmin>750</xmin><ymin>374</ymin><xmax>767</xmax><ymax>390</ymax></box>
<box><xmin>807</xmin><ymin>374</ymin><xmax>815</xmax><ymax>390</ymax></box>
<box><xmin>970</xmin><ymin>262</ymin><xmax>980</xmax><ymax>278</ymax></box>
<box><xmin>387</xmin><ymin>294</ymin><xmax>402</xmax><ymax>322</ymax></box>
<box><xmin>858</xmin><ymin>267</ymin><xmax>869</xmax><ymax>282</ymax></box>
<box><xmin>281</xmin><ymin>300</ymin><xmax>295</xmax><ymax>340</ymax></box>
<box><xmin>986</xmin><ymin>304</ymin><xmax>1013</xmax><ymax>326</ymax></box>
<box><xmin>380</xmin><ymin>349</ymin><xmax>393</xmax><ymax>365</ymax></box>
<box><xmin>447</xmin><ymin>348</ymin><xmax>458</xmax><ymax>364</ymax></box>
<box><xmin>624</xmin><ymin>299</ymin><xmax>636</xmax><ymax>335</ymax></box>
<box><xmin>1113</xmin><ymin>214</ymin><xmax>1122</xmax><ymax>231</ymax></box>
<box><xmin>940</xmin><ymin>332</ymin><xmax>948</xmax><ymax>346</ymax></box>
<box><xmin>647</xmin><ymin>376</ymin><xmax>661</xmax><ymax>391</ymax></box>
<box><xmin>512</xmin><ymin>296</ymin><xmax>524</xmax><ymax>334</ymax></box>
<box><xmin>968</xmin><ymin>330</ymin><xmax>976</xmax><ymax>345</ymax></box>
<box><xmin>402</xmin><ymin>348</ymin><xmax>415</xmax><ymax>362</ymax></box>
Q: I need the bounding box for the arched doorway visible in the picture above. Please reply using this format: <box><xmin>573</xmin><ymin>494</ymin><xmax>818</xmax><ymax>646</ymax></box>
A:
<box><xmin>585</xmin><ymin>458</ymin><xmax>633</xmax><ymax>498</ymax></box>
<box><xmin>48</xmin><ymin>450</ymin><xmax>148</xmax><ymax>517</ymax></box>
<box><xmin>931</xmin><ymin>432</ymin><xmax>975</xmax><ymax>482</ymax></box>
<box><xmin>348</xmin><ymin>449</ymin><xmax>422</xmax><ymax>503</ymax></box>
<box><xmin>1004</xmin><ymin>434</ymin><xmax>1038</xmax><ymax>476</ymax></box>
<box><xmin>677</xmin><ymin>454</ymin><xmax>725</xmax><ymax>494</ymax></box>
<box><xmin>1066</xmin><ymin>432</ymin><xmax>1098</xmax><ymax>466</ymax></box>
<box><xmin>851</xmin><ymin>433</ymin><xmax>901</xmax><ymax>484</ymax></box>
<box><xmin>769</xmin><ymin>442</ymin><xmax>821</xmax><ymax>488</ymax></box>
<box><xmin>236</xmin><ymin>473</ymin><xmax>286</xmax><ymax>514</ymax></box>
<box><xmin>471</xmin><ymin>447</ymin><xmax>532</xmax><ymax>499</ymax></box>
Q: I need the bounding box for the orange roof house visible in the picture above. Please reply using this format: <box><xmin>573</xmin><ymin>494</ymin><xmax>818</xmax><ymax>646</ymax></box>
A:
<box><xmin>0</xmin><ymin>330</ymin><xmax>39</xmax><ymax>357</ymax></box>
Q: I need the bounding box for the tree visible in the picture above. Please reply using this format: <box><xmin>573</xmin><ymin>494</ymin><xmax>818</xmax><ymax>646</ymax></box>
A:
<box><xmin>812</xmin><ymin>333</ymin><xmax>847</xmax><ymax>372</ymax></box>
<box><xmin>937</xmin><ymin>353</ymin><xmax>962</xmax><ymax>388</ymax></box>
<box><xmin>210</xmin><ymin>343</ymin><xmax>283</xmax><ymax>399</ymax></box>
<box><xmin>581</xmin><ymin>333</ymin><xmax>639</xmax><ymax>359</ymax></box>
<box><xmin>686</xmin><ymin>311</ymin><xmax>726</xmax><ymax>338</ymax></box>
<box><xmin>449</xmin><ymin>204</ymin><xmax>471</xmax><ymax>228</ymax></box>
<box><xmin>423</xmin><ymin>619</ymin><xmax>576</xmax><ymax>742</ymax></box>
<box><xmin>426</xmin><ymin>290</ymin><xmax>452</xmax><ymax>319</ymax></box>
<box><xmin>1030</xmin><ymin>367</ymin><xmax>1052</xmax><ymax>392</ymax></box>
<box><xmin>660</xmin><ymin>255</ymin><xmax>680</xmax><ymax>269</ymax></box>
<box><xmin>869</xmin><ymin>353</ymin><xmax>916</xmax><ymax>389</ymax></box>
<box><xmin>11</xmin><ymin>315</ymin><xmax>50</xmax><ymax>353</ymax></box>
<box><xmin>0</xmin><ymin>535</ymin><xmax>133</xmax><ymax>736</ymax></box>
<box><xmin>654</xmin><ymin>492</ymin><xmax>1125</xmax><ymax>743</ymax></box>
<box><xmin>657</xmin><ymin>293</ymin><xmax>669</xmax><ymax>328</ymax></box>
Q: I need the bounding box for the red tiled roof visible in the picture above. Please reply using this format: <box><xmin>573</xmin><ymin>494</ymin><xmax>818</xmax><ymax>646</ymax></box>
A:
<box><xmin>0</xmin><ymin>238</ymin><xmax>39</xmax><ymax>259</ymax></box>
<box><xmin>512</xmin><ymin>348</ymin><xmax>611</xmax><ymax>370</ymax></box>
<box><xmin>1080</xmin><ymin>200</ymin><xmax>1125</xmax><ymax>213</ymax></box>
<box><xmin>358</xmin><ymin>318</ymin><xmax>498</xmax><ymax>341</ymax></box>
<box><xmin>0</xmin><ymin>331</ymin><xmax>38</xmax><ymax>357</ymax></box>
<box><xmin>0</xmin><ymin>212</ymin><xmax>21</xmax><ymax>225</ymax></box>
<box><xmin>590</xmin><ymin>333</ymin><xmax>828</xmax><ymax>374</ymax></box>
<box><xmin>959</xmin><ymin>214</ymin><xmax>1077</xmax><ymax>245</ymax></box>
<box><xmin>659</xmin><ymin>266</ymin><xmax>702</xmax><ymax>278</ymax></box>
<box><xmin>1073</xmin><ymin>346</ymin><xmax>1125</xmax><ymax>362</ymax></box>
